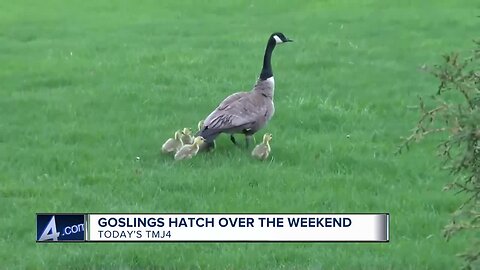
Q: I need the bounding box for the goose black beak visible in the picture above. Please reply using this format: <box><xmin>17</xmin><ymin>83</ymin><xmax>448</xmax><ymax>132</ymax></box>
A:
<box><xmin>286</xmin><ymin>38</ymin><xmax>293</xmax><ymax>42</ymax></box>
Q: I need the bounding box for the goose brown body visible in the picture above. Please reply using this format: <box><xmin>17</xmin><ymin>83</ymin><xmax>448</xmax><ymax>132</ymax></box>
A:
<box><xmin>201</xmin><ymin>78</ymin><xmax>275</xmax><ymax>139</ymax></box>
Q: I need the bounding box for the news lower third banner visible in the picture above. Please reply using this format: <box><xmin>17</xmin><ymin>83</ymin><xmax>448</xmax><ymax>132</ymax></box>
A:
<box><xmin>36</xmin><ymin>213</ymin><xmax>389</xmax><ymax>242</ymax></box>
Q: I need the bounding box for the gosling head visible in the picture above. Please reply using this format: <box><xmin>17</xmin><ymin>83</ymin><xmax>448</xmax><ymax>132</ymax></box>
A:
<box><xmin>270</xmin><ymin>32</ymin><xmax>293</xmax><ymax>45</ymax></box>
<box><xmin>263</xmin><ymin>133</ymin><xmax>273</xmax><ymax>144</ymax></box>
<box><xmin>197</xmin><ymin>120</ymin><xmax>205</xmax><ymax>131</ymax></box>
<box><xmin>193</xmin><ymin>136</ymin><xmax>206</xmax><ymax>145</ymax></box>
<box><xmin>182</xmin><ymin>128</ymin><xmax>192</xmax><ymax>136</ymax></box>
<box><xmin>174</xmin><ymin>130</ymin><xmax>183</xmax><ymax>140</ymax></box>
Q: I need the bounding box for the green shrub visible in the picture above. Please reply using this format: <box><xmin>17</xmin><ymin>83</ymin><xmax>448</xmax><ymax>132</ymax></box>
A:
<box><xmin>398</xmin><ymin>40</ymin><xmax>480</xmax><ymax>269</ymax></box>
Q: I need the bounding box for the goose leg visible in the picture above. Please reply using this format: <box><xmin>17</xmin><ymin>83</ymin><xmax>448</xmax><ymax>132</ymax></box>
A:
<box><xmin>230</xmin><ymin>135</ymin><xmax>238</xmax><ymax>145</ymax></box>
<box><xmin>245</xmin><ymin>135</ymin><xmax>253</xmax><ymax>149</ymax></box>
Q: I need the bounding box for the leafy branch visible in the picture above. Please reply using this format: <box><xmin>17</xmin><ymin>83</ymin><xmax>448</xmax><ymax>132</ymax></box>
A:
<box><xmin>398</xmin><ymin>39</ymin><xmax>480</xmax><ymax>269</ymax></box>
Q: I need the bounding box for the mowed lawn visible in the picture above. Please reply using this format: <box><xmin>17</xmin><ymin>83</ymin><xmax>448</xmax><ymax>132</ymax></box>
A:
<box><xmin>1</xmin><ymin>0</ymin><xmax>479</xmax><ymax>269</ymax></box>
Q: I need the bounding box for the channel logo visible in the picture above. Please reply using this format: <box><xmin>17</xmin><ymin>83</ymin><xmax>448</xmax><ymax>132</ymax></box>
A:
<box><xmin>36</xmin><ymin>214</ymin><xmax>86</xmax><ymax>242</ymax></box>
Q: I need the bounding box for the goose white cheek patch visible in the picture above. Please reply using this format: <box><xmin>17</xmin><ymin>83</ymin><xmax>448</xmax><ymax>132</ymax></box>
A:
<box><xmin>273</xmin><ymin>35</ymin><xmax>283</xmax><ymax>44</ymax></box>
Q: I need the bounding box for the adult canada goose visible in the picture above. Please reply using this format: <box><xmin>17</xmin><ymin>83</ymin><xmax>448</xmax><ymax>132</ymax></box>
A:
<box><xmin>180</xmin><ymin>127</ymin><xmax>194</xmax><ymax>145</ymax></box>
<box><xmin>251</xmin><ymin>133</ymin><xmax>273</xmax><ymax>160</ymax></box>
<box><xmin>197</xmin><ymin>32</ymin><xmax>292</xmax><ymax>150</ymax></box>
<box><xmin>161</xmin><ymin>130</ymin><xmax>184</xmax><ymax>154</ymax></box>
<box><xmin>174</xmin><ymin>136</ymin><xmax>206</xmax><ymax>161</ymax></box>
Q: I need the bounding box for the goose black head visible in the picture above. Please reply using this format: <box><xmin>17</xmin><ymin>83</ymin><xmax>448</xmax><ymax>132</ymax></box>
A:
<box><xmin>270</xmin><ymin>32</ymin><xmax>293</xmax><ymax>44</ymax></box>
<box><xmin>259</xmin><ymin>32</ymin><xmax>292</xmax><ymax>80</ymax></box>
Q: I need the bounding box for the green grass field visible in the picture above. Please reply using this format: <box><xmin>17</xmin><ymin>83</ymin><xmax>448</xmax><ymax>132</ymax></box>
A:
<box><xmin>1</xmin><ymin>0</ymin><xmax>479</xmax><ymax>269</ymax></box>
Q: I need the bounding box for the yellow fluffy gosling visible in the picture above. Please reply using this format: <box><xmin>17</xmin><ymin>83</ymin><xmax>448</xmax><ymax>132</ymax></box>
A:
<box><xmin>197</xmin><ymin>120</ymin><xmax>204</xmax><ymax>132</ymax></box>
<box><xmin>251</xmin><ymin>133</ymin><xmax>272</xmax><ymax>160</ymax></box>
<box><xmin>180</xmin><ymin>128</ymin><xmax>194</xmax><ymax>145</ymax></box>
<box><xmin>161</xmin><ymin>130</ymin><xmax>184</xmax><ymax>154</ymax></box>
<box><xmin>174</xmin><ymin>136</ymin><xmax>206</xmax><ymax>161</ymax></box>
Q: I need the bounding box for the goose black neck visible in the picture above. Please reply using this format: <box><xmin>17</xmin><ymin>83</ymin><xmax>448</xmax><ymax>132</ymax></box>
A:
<box><xmin>259</xmin><ymin>38</ymin><xmax>276</xmax><ymax>80</ymax></box>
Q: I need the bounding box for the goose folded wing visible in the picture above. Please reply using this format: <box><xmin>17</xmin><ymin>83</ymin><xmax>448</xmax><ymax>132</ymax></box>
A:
<box><xmin>216</xmin><ymin>91</ymin><xmax>248</xmax><ymax>110</ymax></box>
<box><xmin>205</xmin><ymin>95</ymin><xmax>266</xmax><ymax>131</ymax></box>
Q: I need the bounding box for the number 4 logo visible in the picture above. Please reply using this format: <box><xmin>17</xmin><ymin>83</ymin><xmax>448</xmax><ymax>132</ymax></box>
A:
<box><xmin>38</xmin><ymin>216</ymin><xmax>60</xmax><ymax>241</ymax></box>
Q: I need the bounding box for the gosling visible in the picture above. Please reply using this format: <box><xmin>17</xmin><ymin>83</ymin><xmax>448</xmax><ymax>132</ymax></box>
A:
<box><xmin>197</xmin><ymin>120</ymin><xmax>204</xmax><ymax>132</ymax></box>
<box><xmin>251</xmin><ymin>133</ymin><xmax>272</xmax><ymax>160</ymax></box>
<box><xmin>161</xmin><ymin>130</ymin><xmax>184</xmax><ymax>154</ymax></box>
<box><xmin>180</xmin><ymin>128</ymin><xmax>194</xmax><ymax>145</ymax></box>
<box><xmin>174</xmin><ymin>136</ymin><xmax>206</xmax><ymax>161</ymax></box>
